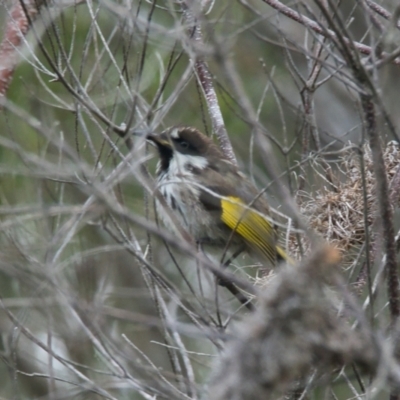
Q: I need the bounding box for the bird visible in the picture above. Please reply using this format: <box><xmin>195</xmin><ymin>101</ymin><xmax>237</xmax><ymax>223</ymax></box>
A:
<box><xmin>147</xmin><ymin>126</ymin><xmax>290</xmax><ymax>266</ymax></box>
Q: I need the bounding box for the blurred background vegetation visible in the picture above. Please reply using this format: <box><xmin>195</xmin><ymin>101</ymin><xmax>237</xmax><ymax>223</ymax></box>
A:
<box><xmin>1</xmin><ymin>0</ymin><xmax>400</xmax><ymax>399</ymax></box>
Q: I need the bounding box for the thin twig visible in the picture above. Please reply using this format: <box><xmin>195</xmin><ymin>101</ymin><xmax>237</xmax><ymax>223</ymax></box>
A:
<box><xmin>260</xmin><ymin>0</ymin><xmax>400</xmax><ymax>65</ymax></box>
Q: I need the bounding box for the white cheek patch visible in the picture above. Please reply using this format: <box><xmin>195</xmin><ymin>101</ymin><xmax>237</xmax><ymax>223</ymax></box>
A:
<box><xmin>172</xmin><ymin>152</ymin><xmax>208</xmax><ymax>172</ymax></box>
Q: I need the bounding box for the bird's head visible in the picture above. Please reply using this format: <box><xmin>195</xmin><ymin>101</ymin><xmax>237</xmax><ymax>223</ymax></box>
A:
<box><xmin>147</xmin><ymin>126</ymin><xmax>225</xmax><ymax>174</ymax></box>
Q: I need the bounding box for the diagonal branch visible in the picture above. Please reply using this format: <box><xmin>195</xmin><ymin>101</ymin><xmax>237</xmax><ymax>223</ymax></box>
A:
<box><xmin>181</xmin><ymin>2</ymin><xmax>237</xmax><ymax>165</ymax></box>
<box><xmin>260</xmin><ymin>0</ymin><xmax>400</xmax><ymax>65</ymax></box>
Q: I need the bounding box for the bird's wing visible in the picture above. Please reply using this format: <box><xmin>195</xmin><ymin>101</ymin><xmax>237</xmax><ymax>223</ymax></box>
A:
<box><xmin>197</xmin><ymin>165</ymin><xmax>289</xmax><ymax>264</ymax></box>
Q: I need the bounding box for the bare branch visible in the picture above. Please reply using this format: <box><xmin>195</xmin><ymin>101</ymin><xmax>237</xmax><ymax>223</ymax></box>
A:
<box><xmin>181</xmin><ymin>2</ymin><xmax>237</xmax><ymax>164</ymax></box>
<box><xmin>260</xmin><ymin>0</ymin><xmax>400</xmax><ymax>65</ymax></box>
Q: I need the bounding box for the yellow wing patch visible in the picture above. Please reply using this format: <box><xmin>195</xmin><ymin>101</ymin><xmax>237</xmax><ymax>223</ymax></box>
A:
<box><xmin>220</xmin><ymin>196</ymin><xmax>291</xmax><ymax>265</ymax></box>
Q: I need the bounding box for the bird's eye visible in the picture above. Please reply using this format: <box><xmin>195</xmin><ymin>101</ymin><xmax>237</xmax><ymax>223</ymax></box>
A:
<box><xmin>179</xmin><ymin>141</ymin><xmax>189</xmax><ymax>149</ymax></box>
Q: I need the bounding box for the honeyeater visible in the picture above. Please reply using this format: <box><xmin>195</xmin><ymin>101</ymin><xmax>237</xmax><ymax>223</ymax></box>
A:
<box><xmin>147</xmin><ymin>126</ymin><xmax>290</xmax><ymax>266</ymax></box>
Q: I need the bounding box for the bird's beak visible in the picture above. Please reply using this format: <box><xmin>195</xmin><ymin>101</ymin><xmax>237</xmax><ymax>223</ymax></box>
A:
<box><xmin>146</xmin><ymin>133</ymin><xmax>172</xmax><ymax>149</ymax></box>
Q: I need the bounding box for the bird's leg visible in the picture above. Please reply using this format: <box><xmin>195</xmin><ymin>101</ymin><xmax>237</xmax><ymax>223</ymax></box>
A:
<box><xmin>217</xmin><ymin>244</ymin><xmax>246</xmax><ymax>290</ymax></box>
<box><xmin>216</xmin><ymin>248</ymin><xmax>254</xmax><ymax>310</ymax></box>
<box><xmin>196</xmin><ymin>242</ymin><xmax>253</xmax><ymax>311</ymax></box>
<box><xmin>221</xmin><ymin>244</ymin><xmax>246</xmax><ymax>269</ymax></box>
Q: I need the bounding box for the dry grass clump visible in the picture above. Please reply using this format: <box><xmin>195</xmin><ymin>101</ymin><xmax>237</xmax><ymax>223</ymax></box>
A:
<box><xmin>209</xmin><ymin>246</ymin><xmax>380</xmax><ymax>400</ymax></box>
<box><xmin>293</xmin><ymin>141</ymin><xmax>400</xmax><ymax>263</ymax></box>
<box><xmin>226</xmin><ymin>142</ymin><xmax>400</xmax><ymax>398</ymax></box>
